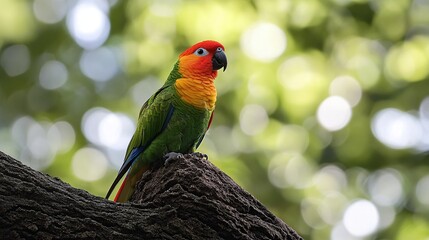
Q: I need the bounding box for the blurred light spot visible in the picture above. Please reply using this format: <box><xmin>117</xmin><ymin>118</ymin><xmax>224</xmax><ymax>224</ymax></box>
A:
<box><xmin>416</xmin><ymin>175</ymin><xmax>429</xmax><ymax>206</ymax></box>
<box><xmin>0</xmin><ymin>45</ymin><xmax>30</xmax><ymax>77</ymax></box>
<box><xmin>239</xmin><ymin>104</ymin><xmax>269</xmax><ymax>136</ymax></box>
<box><xmin>317</xmin><ymin>96</ymin><xmax>352</xmax><ymax>131</ymax></box>
<box><xmin>133</xmin><ymin>41</ymin><xmax>174</xmax><ymax>70</ymax></box>
<box><xmin>331</xmin><ymin>223</ymin><xmax>360</xmax><ymax>240</ymax></box>
<box><xmin>11</xmin><ymin>117</ymin><xmax>34</xmax><ymax>147</ymax></box>
<box><xmin>268</xmin><ymin>153</ymin><xmax>314</xmax><ymax>189</ymax></box>
<box><xmin>66</xmin><ymin>0</ymin><xmax>110</xmax><ymax>49</ymax></box>
<box><xmin>241</xmin><ymin>22</ymin><xmax>287</xmax><ymax>62</ymax></box>
<box><xmin>377</xmin><ymin>206</ymin><xmax>396</xmax><ymax>230</ymax></box>
<box><xmin>351</xmin><ymin>167</ymin><xmax>371</xmax><ymax>194</ymax></box>
<box><xmin>131</xmin><ymin>77</ymin><xmax>162</xmax><ymax>107</ymax></box>
<box><xmin>231</xmin><ymin>125</ymin><xmax>254</xmax><ymax>154</ymax></box>
<box><xmin>313</xmin><ymin>165</ymin><xmax>347</xmax><ymax>194</ymax></box>
<box><xmin>418</xmin><ymin>97</ymin><xmax>429</xmax><ymax>151</ymax></box>
<box><xmin>419</xmin><ymin>96</ymin><xmax>429</xmax><ymax>129</ymax></box>
<box><xmin>285</xmin><ymin>155</ymin><xmax>315</xmax><ymax>189</ymax></box>
<box><xmin>82</xmin><ymin>107</ymin><xmax>110</xmax><ymax>144</ymax></box>
<box><xmin>27</xmin><ymin>122</ymin><xmax>51</xmax><ymax>160</ymax></box>
<box><xmin>80</xmin><ymin>47</ymin><xmax>119</xmax><ymax>82</ymax></box>
<box><xmin>247</xmin><ymin>76</ymin><xmax>278</xmax><ymax>113</ymax></box>
<box><xmin>47</xmin><ymin>121</ymin><xmax>76</xmax><ymax>153</ymax></box>
<box><xmin>301</xmin><ymin>198</ymin><xmax>325</xmax><ymax>229</ymax></box>
<box><xmin>72</xmin><ymin>147</ymin><xmax>108</xmax><ymax>181</ymax></box>
<box><xmin>11</xmin><ymin>116</ymin><xmax>54</xmax><ymax>170</ymax></box>
<box><xmin>0</xmin><ymin>0</ymin><xmax>35</xmax><ymax>42</ymax></box>
<box><xmin>149</xmin><ymin>0</ymin><xmax>178</xmax><ymax>17</ymax></box>
<box><xmin>348</xmin><ymin>55</ymin><xmax>380</xmax><ymax>89</ymax></box>
<box><xmin>268</xmin><ymin>153</ymin><xmax>291</xmax><ymax>188</ymax></box>
<box><xmin>0</xmin><ymin>128</ymin><xmax>18</xmax><ymax>158</ymax></box>
<box><xmin>318</xmin><ymin>192</ymin><xmax>348</xmax><ymax>225</ymax></box>
<box><xmin>367</xmin><ymin>169</ymin><xmax>404</xmax><ymax>207</ymax></box>
<box><xmin>343</xmin><ymin>199</ymin><xmax>379</xmax><ymax>237</ymax></box>
<box><xmin>371</xmin><ymin>108</ymin><xmax>422</xmax><ymax>149</ymax></box>
<box><xmin>332</xmin><ymin>37</ymin><xmax>383</xmax><ymax>90</ymax></box>
<box><xmin>39</xmin><ymin>60</ymin><xmax>68</xmax><ymax>89</ymax></box>
<box><xmin>278</xmin><ymin>56</ymin><xmax>314</xmax><ymax>90</ymax></box>
<box><xmin>276</xmin><ymin>125</ymin><xmax>309</xmax><ymax>153</ymax></box>
<box><xmin>290</xmin><ymin>0</ymin><xmax>326</xmax><ymax>28</ymax></box>
<box><xmin>33</xmin><ymin>0</ymin><xmax>68</xmax><ymax>24</ymax></box>
<box><xmin>385</xmin><ymin>41</ymin><xmax>429</xmax><ymax>82</ymax></box>
<box><xmin>82</xmin><ymin>107</ymin><xmax>135</xmax><ymax>150</ymax></box>
<box><xmin>207</xmin><ymin>126</ymin><xmax>237</xmax><ymax>155</ymax></box>
<box><xmin>98</xmin><ymin>113</ymin><xmax>135</xmax><ymax>150</ymax></box>
<box><xmin>142</xmin><ymin>14</ymin><xmax>176</xmax><ymax>42</ymax></box>
<box><xmin>177</xmin><ymin>1</ymin><xmax>253</xmax><ymax>47</ymax></box>
<box><xmin>329</xmin><ymin>75</ymin><xmax>362</xmax><ymax>107</ymax></box>
<box><xmin>277</xmin><ymin>54</ymin><xmax>328</xmax><ymax>118</ymax></box>
<box><xmin>373</xmin><ymin>1</ymin><xmax>406</xmax><ymax>41</ymax></box>
<box><xmin>411</xmin><ymin>0</ymin><xmax>429</xmax><ymax>27</ymax></box>
<box><xmin>108</xmin><ymin>0</ymin><xmax>118</xmax><ymax>6</ymax></box>
<box><xmin>396</xmin><ymin>216</ymin><xmax>429</xmax><ymax>240</ymax></box>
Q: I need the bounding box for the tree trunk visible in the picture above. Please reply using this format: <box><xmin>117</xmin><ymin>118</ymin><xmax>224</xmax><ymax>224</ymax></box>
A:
<box><xmin>0</xmin><ymin>151</ymin><xmax>303</xmax><ymax>240</ymax></box>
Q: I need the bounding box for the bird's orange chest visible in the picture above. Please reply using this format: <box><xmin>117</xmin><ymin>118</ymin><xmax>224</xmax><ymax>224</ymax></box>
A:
<box><xmin>174</xmin><ymin>78</ymin><xmax>217</xmax><ymax>111</ymax></box>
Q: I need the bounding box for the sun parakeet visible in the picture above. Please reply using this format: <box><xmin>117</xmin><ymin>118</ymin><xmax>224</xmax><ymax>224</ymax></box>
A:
<box><xmin>105</xmin><ymin>40</ymin><xmax>227</xmax><ymax>202</ymax></box>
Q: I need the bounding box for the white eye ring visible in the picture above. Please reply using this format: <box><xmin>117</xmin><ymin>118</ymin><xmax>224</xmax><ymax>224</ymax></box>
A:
<box><xmin>194</xmin><ymin>48</ymin><xmax>209</xmax><ymax>56</ymax></box>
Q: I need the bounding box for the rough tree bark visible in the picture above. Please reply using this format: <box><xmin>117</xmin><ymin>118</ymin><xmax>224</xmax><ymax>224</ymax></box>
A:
<box><xmin>0</xmin><ymin>150</ymin><xmax>303</xmax><ymax>240</ymax></box>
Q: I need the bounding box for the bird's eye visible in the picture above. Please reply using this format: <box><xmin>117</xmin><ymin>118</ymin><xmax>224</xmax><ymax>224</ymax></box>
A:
<box><xmin>194</xmin><ymin>48</ymin><xmax>209</xmax><ymax>56</ymax></box>
<box><xmin>216</xmin><ymin>47</ymin><xmax>223</xmax><ymax>52</ymax></box>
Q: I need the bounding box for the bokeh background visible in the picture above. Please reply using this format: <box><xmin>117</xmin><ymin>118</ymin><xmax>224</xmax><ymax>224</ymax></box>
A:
<box><xmin>1</xmin><ymin>0</ymin><xmax>429</xmax><ymax>239</ymax></box>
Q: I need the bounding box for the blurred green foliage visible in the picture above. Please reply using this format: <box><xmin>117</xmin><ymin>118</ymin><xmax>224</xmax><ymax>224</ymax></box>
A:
<box><xmin>1</xmin><ymin>0</ymin><xmax>429</xmax><ymax>239</ymax></box>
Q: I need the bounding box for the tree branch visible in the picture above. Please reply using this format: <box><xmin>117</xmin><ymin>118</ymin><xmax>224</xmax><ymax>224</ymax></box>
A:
<box><xmin>0</xmin><ymin>151</ymin><xmax>302</xmax><ymax>240</ymax></box>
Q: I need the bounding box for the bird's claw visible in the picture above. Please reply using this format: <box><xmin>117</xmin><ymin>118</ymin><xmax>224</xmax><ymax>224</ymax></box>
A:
<box><xmin>194</xmin><ymin>152</ymin><xmax>208</xmax><ymax>160</ymax></box>
<box><xmin>164</xmin><ymin>152</ymin><xmax>184</xmax><ymax>166</ymax></box>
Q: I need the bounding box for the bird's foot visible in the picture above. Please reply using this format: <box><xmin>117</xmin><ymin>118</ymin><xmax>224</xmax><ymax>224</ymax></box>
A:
<box><xmin>163</xmin><ymin>152</ymin><xmax>184</xmax><ymax>166</ymax></box>
<box><xmin>193</xmin><ymin>152</ymin><xmax>208</xmax><ymax>160</ymax></box>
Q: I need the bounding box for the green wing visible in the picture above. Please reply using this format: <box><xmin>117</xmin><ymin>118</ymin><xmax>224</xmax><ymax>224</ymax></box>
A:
<box><xmin>105</xmin><ymin>85</ymin><xmax>175</xmax><ymax>199</ymax></box>
<box><xmin>125</xmin><ymin>85</ymin><xmax>174</xmax><ymax>159</ymax></box>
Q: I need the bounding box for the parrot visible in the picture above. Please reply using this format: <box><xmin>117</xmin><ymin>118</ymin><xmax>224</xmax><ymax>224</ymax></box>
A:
<box><xmin>105</xmin><ymin>40</ymin><xmax>227</xmax><ymax>202</ymax></box>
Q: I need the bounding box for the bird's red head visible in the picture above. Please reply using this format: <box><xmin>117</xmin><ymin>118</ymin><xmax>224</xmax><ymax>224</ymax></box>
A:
<box><xmin>178</xmin><ymin>40</ymin><xmax>227</xmax><ymax>79</ymax></box>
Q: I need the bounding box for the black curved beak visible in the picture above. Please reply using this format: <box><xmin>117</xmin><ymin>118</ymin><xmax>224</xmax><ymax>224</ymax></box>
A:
<box><xmin>212</xmin><ymin>49</ymin><xmax>227</xmax><ymax>72</ymax></box>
